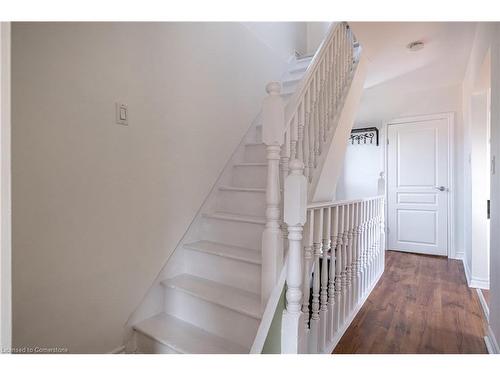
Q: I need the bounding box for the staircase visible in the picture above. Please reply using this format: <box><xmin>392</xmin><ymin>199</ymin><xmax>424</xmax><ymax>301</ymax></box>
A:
<box><xmin>127</xmin><ymin>55</ymin><xmax>315</xmax><ymax>354</ymax></box>
<box><xmin>126</xmin><ymin>22</ymin><xmax>372</xmax><ymax>355</ymax></box>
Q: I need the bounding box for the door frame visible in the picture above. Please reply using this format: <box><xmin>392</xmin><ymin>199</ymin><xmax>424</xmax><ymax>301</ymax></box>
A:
<box><xmin>382</xmin><ymin>112</ymin><xmax>456</xmax><ymax>258</ymax></box>
<box><xmin>1</xmin><ymin>22</ymin><xmax>11</xmax><ymax>351</ymax></box>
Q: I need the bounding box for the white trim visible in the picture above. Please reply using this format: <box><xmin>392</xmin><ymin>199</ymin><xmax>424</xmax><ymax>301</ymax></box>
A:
<box><xmin>470</xmin><ymin>277</ymin><xmax>490</xmax><ymax>289</ymax></box>
<box><xmin>462</xmin><ymin>258</ymin><xmax>472</xmax><ymax>286</ymax></box>
<box><xmin>476</xmin><ymin>288</ymin><xmax>490</xmax><ymax>321</ymax></box>
<box><xmin>485</xmin><ymin>325</ymin><xmax>500</xmax><ymax>354</ymax></box>
<box><xmin>383</xmin><ymin>112</ymin><xmax>456</xmax><ymax>258</ymax></box>
<box><xmin>462</xmin><ymin>257</ymin><xmax>490</xmax><ymax>289</ymax></box>
<box><xmin>0</xmin><ymin>22</ymin><xmax>12</xmax><ymax>352</ymax></box>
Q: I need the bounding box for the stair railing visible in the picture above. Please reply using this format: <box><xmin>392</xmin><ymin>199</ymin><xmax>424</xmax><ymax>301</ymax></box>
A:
<box><xmin>260</xmin><ymin>22</ymin><xmax>358</xmax><ymax>324</ymax></box>
<box><xmin>300</xmin><ymin>196</ymin><xmax>385</xmax><ymax>353</ymax></box>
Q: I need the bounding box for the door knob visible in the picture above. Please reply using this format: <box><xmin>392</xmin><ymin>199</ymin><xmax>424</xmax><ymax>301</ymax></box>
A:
<box><xmin>435</xmin><ymin>186</ymin><xmax>446</xmax><ymax>192</ymax></box>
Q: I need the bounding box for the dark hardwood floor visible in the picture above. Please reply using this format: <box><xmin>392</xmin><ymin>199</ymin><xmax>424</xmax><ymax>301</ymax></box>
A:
<box><xmin>333</xmin><ymin>250</ymin><xmax>488</xmax><ymax>354</ymax></box>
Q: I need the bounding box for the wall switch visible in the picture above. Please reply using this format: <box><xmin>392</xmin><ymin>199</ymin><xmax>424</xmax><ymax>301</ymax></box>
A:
<box><xmin>116</xmin><ymin>102</ymin><xmax>128</xmax><ymax>126</ymax></box>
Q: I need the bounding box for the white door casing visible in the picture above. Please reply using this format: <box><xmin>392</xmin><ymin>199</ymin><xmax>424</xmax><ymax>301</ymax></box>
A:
<box><xmin>386</xmin><ymin>114</ymin><xmax>453</xmax><ymax>256</ymax></box>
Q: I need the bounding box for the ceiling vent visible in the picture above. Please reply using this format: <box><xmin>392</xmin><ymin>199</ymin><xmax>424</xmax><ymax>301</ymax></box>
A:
<box><xmin>407</xmin><ymin>40</ymin><xmax>425</xmax><ymax>52</ymax></box>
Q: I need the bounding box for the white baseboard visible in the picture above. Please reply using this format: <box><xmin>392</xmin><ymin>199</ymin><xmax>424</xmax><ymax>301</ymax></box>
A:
<box><xmin>462</xmin><ymin>258</ymin><xmax>472</xmax><ymax>286</ymax></box>
<box><xmin>461</xmin><ymin>258</ymin><xmax>490</xmax><ymax>289</ymax></box>
<box><xmin>476</xmin><ymin>289</ymin><xmax>489</xmax><ymax>321</ymax></box>
<box><xmin>485</xmin><ymin>325</ymin><xmax>500</xmax><ymax>354</ymax></box>
<box><xmin>470</xmin><ymin>278</ymin><xmax>490</xmax><ymax>289</ymax></box>
<box><xmin>451</xmin><ymin>251</ymin><xmax>464</xmax><ymax>260</ymax></box>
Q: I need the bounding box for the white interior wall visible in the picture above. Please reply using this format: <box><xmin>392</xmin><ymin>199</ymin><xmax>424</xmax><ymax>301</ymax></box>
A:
<box><xmin>0</xmin><ymin>22</ymin><xmax>12</xmax><ymax>352</ymax></box>
<box><xmin>488</xmin><ymin>23</ymin><xmax>500</xmax><ymax>352</ymax></box>
<box><xmin>462</xmin><ymin>24</ymin><xmax>494</xmax><ymax>287</ymax></box>
<box><xmin>306</xmin><ymin>22</ymin><xmax>332</xmax><ymax>55</ymax></box>
<box><xmin>470</xmin><ymin>92</ymin><xmax>490</xmax><ymax>288</ymax></box>
<box><xmin>11</xmin><ymin>22</ymin><xmax>307</xmax><ymax>353</ymax></box>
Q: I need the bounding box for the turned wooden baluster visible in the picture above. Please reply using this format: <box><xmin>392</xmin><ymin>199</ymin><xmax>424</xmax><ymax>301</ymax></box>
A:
<box><xmin>330</xmin><ymin>36</ymin><xmax>336</xmax><ymax>113</ymax></box>
<box><xmin>325</xmin><ymin>44</ymin><xmax>331</xmax><ymax>130</ymax></box>
<box><xmin>361</xmin><ymin>200</ymin><xmax>368</xmax><ymax>297</ymax></box>
<box><xmin>366</xmin><ymin>199</ymin><xmax>372</xmax><ymax>287</ymax></box>
<box><xmin>340</xmin><ymin>203</ymin><xmax>349</xmax><ymax>324</ymax></box>
<box><xmin>370</xmin><ymin>199</ymin><xmax>377</xmax><ymax>286</ymax></box>
<box><xmin>378</xmin><ymin>173</ymin><xmax>386</xmax><ymax>275</ymax></box>
<box><xmin>379</xmin><ymin>197</ymin><xmax>385</xmax><ymax>271</ymax></box>
<box><xmin>345</xmin><ymin>203</ymin><xmax>354</xmax><ymax>316</ymax></box>
<box><xmin>349</xmin><ymin>202</ymin><xmax>359</xmax><ymax>311</ymax></box>
<box><xmin>261</xmin><ymin>82</ymin><xmax>285</xmax><ymax>308</ymax></box>
<box><xmin>354</xmin><ymin>202</ymin><xmax>363</xmax><ymax>305</ymax></box>
<box><xmin>327</xmin><ymin>205</ymin><xmax>338</xmax><ymax>341</ymax></box>
<box><xmin>302</xmin><ymin>209</ymin><xmax>314</xmax><ymax>328</ymax></box>
<box><xmin>309</xmin><ymin>207</ymin><xmax>323</xmax><ymax>353</ymax></box>
<box><xmin>335</xmin><ymin>30</ymin><xmax>341</xmax><ymax>107</ymax></box>
<box><xmin>319</xmin><ymin>62</ymin><xmax>326</xmax><ymax>148</ymax></box>
<box><xmin>312</xmin><ymin>75</ymin><xmax>319</xmax><ymax>168</ymax></box>
<box><xmin>369</xmin><ymin>199</ymin><xmax>375</xmax><ymax>287</ymax></box>
<box><xmin>319</xmin><ymin>206</ymin><xmax>331</xmax><ymax>350</ymax></box>
<box><xmin>307</xmin><ymin>91</ymin><xmax>314</xmax><ymax>181</ymax></box>
<box><xmin>317</xmin><ymin>67</ymin><xmax>323</xmax><ymax>156</ymax></box>
<box><xmin>376</xmin><ymin>198</ymin><xmax>382</xmax><ymax>278</ymax></box>
<box><xmin>297</xmin><ymin>103</ymin><xmax>305</xmax><ymax>173</ymax></box>
<box><xmin>302</xmin><ymin>97</ymin><xmax>311</xmax><ymax>181</ymax></box>
<box><xmin>280</xmin><ymin>130</ymin><xmax>290</xmax><ymax>255</ymax></box>
<box><xmin>282</xmin><ymin>159</ymin><xmax>307</xmax><ymax>354</ymax></box>
<box><xmin>334</xmin><ymin>205</ymin><xmax>344</xmax><ymax>333</ymax></box>
<box><xmin>311</xmin><ymin>208</ymin><xmax>322</xmax><ymax>322</ymax></box>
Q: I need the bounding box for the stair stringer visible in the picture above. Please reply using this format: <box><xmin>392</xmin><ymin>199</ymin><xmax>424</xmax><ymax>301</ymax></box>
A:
<box><xmin>122</xmin><ymin>113</ymin><xmax>263</xmax><ymax>352</ymax></box>
<box><xmin>122</xmin><ymin>55</ymin><xmax>313</xmax><ymax>353</ymax></box>
<box><xmin>309</xmin><ymin>54</ymin><xmax>368</xmax><ymax>203</ymax></box>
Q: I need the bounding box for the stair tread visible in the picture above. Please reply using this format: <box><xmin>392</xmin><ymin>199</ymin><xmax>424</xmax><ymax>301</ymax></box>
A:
<box><xmin>203</xmin><ymin>212</ymin><xmax>266</xmax><ymax>225</ymax></box>
<box><xmin>134</xmin><ymin>313</ymin><xmax>248</xmax><ymax>354</ymax></box>
<box><xmin>244</xmin><ymin>141</ymin><xmax>265</xmax><ymax>146</ymax></box>
<box><xmin>184</xmin><ymin>240</ymin><xmax>261</xmax><ymax>264</ymax></box>
<box><xmin>162</xmin><ymin>274</ymin><xmax>262</xmax><ymax>319</ymax></box>
<box><xmin>219</xmin><ymin>185</ymin><xmax>265</xmax><ymax>193</ymax></box>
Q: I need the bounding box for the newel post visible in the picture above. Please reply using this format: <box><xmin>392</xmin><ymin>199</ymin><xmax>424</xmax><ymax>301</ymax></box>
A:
<box><xmin>281</xmin><ymin>159</ymin><xmax>307</xmax><ymax>353</ymax></box>
<box><xmin>261</xmin><ymin>82</ymin><xmax>285</xmax><ymax>308</ymax></box>
<box><xmin>377</xmin><ymin>172</ymin><xmax>386</xmax><ymax>259</ymax></box>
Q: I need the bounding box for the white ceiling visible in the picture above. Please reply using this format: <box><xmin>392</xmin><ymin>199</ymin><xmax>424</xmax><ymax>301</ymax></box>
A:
<box><xmin>350</xmin><ymin>22</ymin><xmax>477</xmax><ymax>91</ymax></box>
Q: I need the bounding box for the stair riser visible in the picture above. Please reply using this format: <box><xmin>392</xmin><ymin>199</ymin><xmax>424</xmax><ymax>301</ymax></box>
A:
<box><xmin>163</xmin><ymin>288</ymin><xmax>259</xmax><ymax>348</ymax></box>
<box><xmin>185</xmin><ymin>249</ymin><xmax>261</xmax><ymax>294</ymax></box>
<box><xmin>243</xmin><ymin>143</ymin><xmax>266</xmax><ymax>163</ymax></box>
<box><xmin>134</xmin><ymin>331</ymin><xmax>182</xmax><ymax>354</ymax></box>
<box><xmin>216</xmin><ymin>190</ymin><xmax>266</xmax><ymax>217</ymax></box>
<box><xmin>232</xmin><ymin>165</ymin><xmax>266</xmax><ymax>188</ymax></box>
<box><xmin>199</xmin><ymin>216</ymin><xmax>264</xmax><ymax>250</ymax></box>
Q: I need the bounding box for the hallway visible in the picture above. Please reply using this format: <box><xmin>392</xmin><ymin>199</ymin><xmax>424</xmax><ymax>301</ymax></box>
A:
<box><xmin>333</xmin><ymin>251</ymin><xmax>488</xmax><ymax>354</ymax></box>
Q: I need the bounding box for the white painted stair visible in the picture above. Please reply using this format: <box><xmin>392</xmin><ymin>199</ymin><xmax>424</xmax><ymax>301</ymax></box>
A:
<box><xmin>128</xmin><ymin>55</ymin><xmax>313</xmax><ymax>354</ymax></box>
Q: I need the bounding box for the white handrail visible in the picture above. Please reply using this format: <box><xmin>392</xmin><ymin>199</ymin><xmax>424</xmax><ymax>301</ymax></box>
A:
<box><xmin>259</xmin><ymin>22</ymin><xmax>364</xmax><ymax>353</ymax></box>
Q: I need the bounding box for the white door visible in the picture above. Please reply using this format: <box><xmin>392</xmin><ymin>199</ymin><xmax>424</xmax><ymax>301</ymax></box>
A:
<box><xmin>387</xmin><ymin>115</ymin><xmax>450</xmax><ymax>256</ymax></box>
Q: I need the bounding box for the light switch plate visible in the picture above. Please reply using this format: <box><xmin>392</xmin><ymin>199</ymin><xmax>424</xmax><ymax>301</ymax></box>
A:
<box><xmin>116</xmin><ymin>102</ymin><xmax>128</xmax><ymax>126</ymax></box>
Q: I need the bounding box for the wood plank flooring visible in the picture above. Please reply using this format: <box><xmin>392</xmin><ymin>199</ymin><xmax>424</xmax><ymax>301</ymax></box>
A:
<box><xmin>333</xmin><ymin>250</ymin><xmax>488</xmax><ymax>354</ymax></box>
